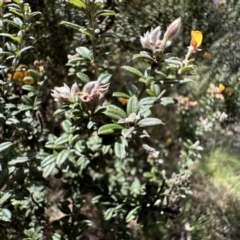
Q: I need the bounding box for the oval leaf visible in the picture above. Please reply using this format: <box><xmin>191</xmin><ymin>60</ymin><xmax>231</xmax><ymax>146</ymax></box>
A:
<box><xmin>76</xmin><ymin>72</ymin><xmax>90</xmax><ymax>83</ymax></box>
<box><xmin>127</xmin><ymin>96</ymin><xmax>139</xmax><ymax>115</ymax></box>
<box><xmin>137</xmin><ymin>118</ymin><xmax>164</xmax><ymax>127</ymax></box>
<box><xmin>104</xmin><ymin>105</ymin><xmax>127</xmax><ymax>121</ymax></box>
<box><xmin>66</xmin><ymin>0</ymin><xmax>86</xmax><ymax>9</ymax></box>
<box><xmin>8</xmin><ymin>157</ymin><xmax>29</xmax><ymax>165</ymax></box>
<box><xmin>0</xmin><ymin>142</ymin><xmax>13</xmax><ymax>152</ymax></box>
<box><xmin>98</xmin><ymin>124</ymin><xmax>124</xmax><ymax>135</ymax></box>
<box><xmin>121</xmin><ymin>66</ymin><xmax>144</xmax><ymax>78</ymax></box>
<box><xmin>114</xmin><ymin>137</ymin><xmax>127</xmax><ymax>159</ymax></box>
<box><xmin>56</xmin><ymin>149</ymin><xmax>70</xmax><ymax>167</ymax></box>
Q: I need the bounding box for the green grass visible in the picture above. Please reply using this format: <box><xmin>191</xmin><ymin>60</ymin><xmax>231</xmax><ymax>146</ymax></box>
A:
<box><xmin>197</xmin><ymin>147</ymin><xmax>240</xmax><ymax>200</ymax></box>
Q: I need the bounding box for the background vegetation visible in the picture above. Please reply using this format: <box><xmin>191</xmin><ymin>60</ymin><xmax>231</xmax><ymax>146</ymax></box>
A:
<box><xmin>0</xmin><ymin>0</ymin><xmax>240</xmax><ymax>239</ymax></box>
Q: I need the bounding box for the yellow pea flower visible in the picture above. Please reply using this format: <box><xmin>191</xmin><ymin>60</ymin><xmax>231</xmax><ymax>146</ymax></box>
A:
<box><xmin>184</xmin><ymin>30</ymin><xmax>203</xmax><ymax>61</ymax></box>
<box><xmin>190</xmin><ymin>30</ymin><xmax>203</xmax><ymax>50</ymax></box>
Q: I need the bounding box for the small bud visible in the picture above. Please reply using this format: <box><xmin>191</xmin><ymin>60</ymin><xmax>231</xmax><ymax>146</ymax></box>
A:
<box><xmin>34</xmin><ymin>59</ymin><xmax>45</xmax><ymax>73</ymax></box>
<box><xmin>34</xmin><ymin>60</ymin><xmax>40</xmax><ymax>67</ymax></box>
<box><xmin>160</xmin><ymin>18</ymin><xmax>181</xmax><ymax>50</ymax></box>
<box><xmin>164</xmin><ymin>17</ymin><xmax>181</xmax><ymax>41</ymax></box>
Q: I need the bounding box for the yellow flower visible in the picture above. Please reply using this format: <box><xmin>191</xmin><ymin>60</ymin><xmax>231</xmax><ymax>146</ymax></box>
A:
<box><xmin>218</xmin><ymin>83</ymin><xmax>226</xmax><ymax>93</ymax></box>
<box><xmin>184</xmin><ymin>30</ymin><xmax>203</xmax><ymax>61</ymax></box>
<box><xmin>7</xmin><ymin>64</ymin><xmax>34</xmax><ymax>85</ymax></box>
<box><xmin>190</xmin><ymin>30</ymin><xmax>203</xmax><ymax>50</ymax></box>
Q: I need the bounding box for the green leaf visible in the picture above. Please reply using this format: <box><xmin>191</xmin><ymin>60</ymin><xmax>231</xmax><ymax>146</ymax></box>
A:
<box><xmin>139</xmin><ymin>97</ymin><xmax>157</xmax><ymax>105</ymax></box>
<box><xmin>160</xmin><ymin>97</ymin><xmax>176</xmax><ymax>106</ymax></box>
<box><xmin>9</xmin><ymin>8</ymin><xmax>24</xmax><ymax>18</ymax></box>
<box><xmin>66</xmin><ymin>0</ymin><xmax>86</xmax><ymax>9</ymax></box>
<box><xmin>61</xmin><ymin>120</ymin><xmax>72</xmax><ymax>133</ymax></box>
<box><xmin>122</xmin><ymin>127</ymin><xmax>135</xmax><ymax>138</ymax></box>
<box><xmin>0</xmin><ymin>192</ymin><xmax>11</xmax><ymax>206</ymax></box>
<box><xmin>104</xmin><ymin>207</ymin><xmax>115</xmax><ymax>221</ymax></box>
<box><xmin>55</xmin><ymin>133</ymin><xmax>69</xmax><ymax>145</ymax></box>
<box><xmin>53</xmin><ymin>108</ymin><xmax>66</xmax><ymax>116</ymax></box>
<box><xmin>150</xmin><ymin>84</ymin><xmax>160</xmax><ymax>96</ymax></box>
<box><xmin>76</xmin><ymin>72</ymin><xmax>90</xmax><ymax>83</ymax></box>
<box><xmin>104</xmin><ymin>105</ymin><xmax>127</xmax><ymax>121</ymax></box>
<box><xmin>56</xmin><ymin>149</ymin><xmax>70</xmax><ymax>167</ymax></box>
<box><xmin>155</xmin><ymin>70</ymin><xmax>167</xmax><ymax>79</ymax></box>
<box><xmin>60</xmin><ymin>21</ymin><xmax>84</xmax><ymax>31</ymax></box>
<box><xmin>98</xmin><ymin>124</ymin><xmax>124</xmax><ymax>135</ymax></box>
<box><xmin>20</xmin><ymin>46</ymin><xmax>33</xmax><ymax>55</ymax></box>
<box><xmin>13</xmin><ymin>17</ymin><xmax>23</xmax><ymax>27</ymax></box>
<box><xmin>21</xmin><ymin>96</ymin><xmax>33</xmax><ymax>105</ymax></box>
<box><xmin>91</xmin><ymin>1</ymin><xmax>102</xmax><ymax>14</ymax></box>
<box><xmin>45</xmin><ymin>141</ymin><xmax>66</xmax><ymax>150</ymax></box>
<box><xmin>0</xmin><ymin>208</ymin><xmax>12</xmax><ymax>222</ymax></box>
<box><xmin>22</xmin><ymin>85</ymin><xmax>36</xmax><ymax>92</ymax></box>
<box><xmin>179</xmin><ymin>78</ymin><xmax>193</xmax><ymax>84</ymax></box>
<box><xmin>0</xmin><ymin>142</ymin><xmax>13</xmax><ymax>152</ymax></box>
<box><xmin>123</xmin><ymin>84</ymin><xmax>139</xmax><ymax>96</ymax></box>
<box><xmin>112</xmin><ymin>92</ymin><xmax>130</xmax><ymax>99</ymax></box>
<box><xmin>98</xmin><ymin>73</ymin><xmax>112</xmax><ymax>84</ymax></box>
<box><xmin>3</xmin><ymin>19</ymin><xmax>19</xmax><ymax>28</ymax></box>
<box><xmin>125</xmin><ymin>206</ymin><xmax>140</xmax><ymax>223</ymax></box>
<box><xmin>137</xmin><ymin>118</ymin><xmax>164</xmax><ymax>127</ymax></box>
<box><xmin>143</xmin><ymin>172</ymin><xmax>154</xmax><ymax>178</ymax></box>
<box><xmin>74</xmin><ymin>140</ymin><xmax>86</xmax><ymax>153</ymax></box>
<box><xmin>139</xmin><ymin>106</ymin><xmax>152</xmax><ymax>118</ymax></box>
<box><xmin>29</xmin><ymin>11</ymin><xmax>42</xmax><ymax>19</ymax></box>
<box><xmin>121</xmin><ymin>66</ymin><xmax>144</xmax><ymax>78</ymax></box>
<box><xmin>83</xmin><ymin>28</ymin><xmax>95</xmax><ymax>37</ymax></box>
<box><xmin>95</xmin><ymin>10</ymin><xmax>116</xmax><ymax>17</ymax></box>
<box><xmin>8</xmin><ymin>157</ymin><xmax>29</xmax><ymax>165</ymax></box>
<box><xmin>17</xmin><ymin>105</ymin><xmax>32</xmax><ymax>112</ymax></box>
<box><xmin>165</xmin><ymin>58</ymin><xmax>183</xmax><ymax>66</ymax></box>
<box><xmin>114</xmin><ymin>137</ymin><xmax>127</xmax><ymax>159</ymax></box>
<box><xmin>76</xmin><ymin>47</ymin><xmax>93</xmax><ymax>61</ymax></box>
<box><xmin>41</xmin><ymin>154</ymin><xmax>56</xmax><ymax>178</ymax></box>
<box><xmin>146</xmin><ymin>89</ymin><xmax>156</xmax><ymax>97</ymax></box>
<box><xmin>127</xmin><ymin>96</ymin><xmax>139</xmax><ymax>115</ymax></box>
<box><xmin>132</xmin><ymin>52</ymin><xmax>154</xmax><ymax>62</ymax></box>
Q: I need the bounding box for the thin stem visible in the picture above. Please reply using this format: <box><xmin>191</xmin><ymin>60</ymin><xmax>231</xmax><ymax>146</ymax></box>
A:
<box><xmin>87</xmin><ymin>1</ymin><xmax>98</xmax><ymax>79</ymax></box>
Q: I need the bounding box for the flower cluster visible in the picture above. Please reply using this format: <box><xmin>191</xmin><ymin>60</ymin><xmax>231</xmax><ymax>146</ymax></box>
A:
<box><xmin>207</xmin><ymin>83</ymin><xmax>225</xmax><ymax>100</ymax></box>
<box><xmin>140</xmin><ymin>18</ymin><xmax>203</xmax><ymax>62</ymax></box>
<box><xmin>140</xmin><ymin>18</ymin><xmax>181</xmax><ymax>52</ymax></box>
<box><xmin>51</xmin><ymin>81</ymin><xmax>109</xmax><ymax>110</ymax></box>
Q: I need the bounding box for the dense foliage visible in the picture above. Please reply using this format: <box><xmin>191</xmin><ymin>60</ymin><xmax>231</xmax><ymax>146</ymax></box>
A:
<box><xmin>0</xmin><ymin>0</ymin><xmax>239</xmax><ymax>239</ymax></box>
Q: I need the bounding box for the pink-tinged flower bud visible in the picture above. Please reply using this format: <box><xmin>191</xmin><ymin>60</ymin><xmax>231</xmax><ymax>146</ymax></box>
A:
<box><xmin>77</xmin><ymin>81</ymin><xmax>109</xmax><ymax>110</ymax></box>
<box><xmin>164</xmin><ymin>17</ymin><xmax>181</xmax><ymax>40</ymax></box>
<box><xmin>51</xmin><ymin>83</ymin><xmax>80</xmax><ymax>103</ymax></box>
<box><xmin>160</xmin><ymin>18</ymin><xmax>181</xmax><ymax>49</ymax></box>
<box><xmin>140</xmin><ymin>26</ymin><xmax>162</xmax><ymax>52</ymax></box>
<box><xmin>34</xmin><ymin>60</ymin><xmax>40</xmax><ymax>67</ymax></box>
<box><xmin>34</xmin><ymin>59</ymin><xmax>45</xmax><ymax>73</ymax></box>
